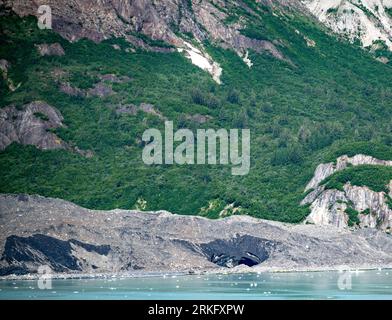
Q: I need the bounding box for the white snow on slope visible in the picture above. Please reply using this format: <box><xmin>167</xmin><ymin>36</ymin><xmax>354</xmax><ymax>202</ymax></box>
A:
<box><xmin>303</xmin><ymin>0</ymin><xmax>392</xmax><ymax>50</ymax></box>
<box><xmin>178</xmin><ymin>41</ymin><xmax>223</xmax><ymax>84</ymax></box>
<box><xmin>242</xmin><ymin>51</ymin><xmax>253</xmax><ymax>68</ymax></box>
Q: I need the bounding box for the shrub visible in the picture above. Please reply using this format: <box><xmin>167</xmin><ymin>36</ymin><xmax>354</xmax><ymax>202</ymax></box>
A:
<box><xmin>345</xmin><ymin>207</ymin><xmax>360</xmax><ymax>226</ymax></box>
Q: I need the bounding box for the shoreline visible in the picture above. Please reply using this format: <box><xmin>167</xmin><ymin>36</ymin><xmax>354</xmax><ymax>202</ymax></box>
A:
<box><xmin>1</xmin><ymin>264</ymin><xmax>392</xmax><ymax>281</ymax></box>
<box><xmin>2</xmin><ymin>195</ymin><xmax>392</xmax><ymax>280</ymax></box>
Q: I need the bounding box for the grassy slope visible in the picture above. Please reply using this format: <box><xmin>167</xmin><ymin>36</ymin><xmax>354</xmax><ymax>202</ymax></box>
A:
<box><xmin>0</xmin><ymin>7</ymin><xmax>392</xmax><ymax>223</ymax></box>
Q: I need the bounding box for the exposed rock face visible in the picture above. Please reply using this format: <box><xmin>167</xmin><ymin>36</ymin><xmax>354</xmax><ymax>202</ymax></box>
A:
<box><xmin>302</xmin><ymin>154</ymin><xmax>392</xmax><ymax>231</ymax></box>
<box><xmin>3</xmin><ymin>0</ymin><xmax>286</xmax><ymax>53</ymax></box>
<box><xmin>0</xmin><ymin>59</ymin><xmax>20</xmax><ymax>91</ymax></box>
<box><xmin>0</xmin><ymin>59</ymin><xmax>10</xmax><ymax>89</ymax></box>
<box><xmin>0</xmin><ymin>101</ymin><xmax>67</xmax><ymax>151</ymax></box>
<box><xmin>185</xmin><ymin>2</ymin><xmax>288</xmax><ymax>60</ymax></box>
<box><xmin>59</xmin><ymin>82</ymin><xmax>85</xmax><ymax>97</ymax></box>
<box><xmin>2</xmin><ymin>0</ymin><xmax>293</xmax><ymax>81</ymax></box>
<box><xmin>59</xmin><ymin>79</ymin><xmax>116</xmax><ymax>98</ymax></box>
<box><xmin>114</xmin><ymin>103</ymin><xmax>166</xmax><ymax>119</ymax></box>
<box><xmin>377</xmin><ymin>56</ymin><xmax>390</xmax><ymax>63</ymax></box>
<box><xmin>58</xmin><ymin>73</ymin><xmax>129</xmax><ymax>97</ymax></box>
<box><xmin>305</xmin><ymin>154</ymin><xmax>392</xmax><ymax>191</ymax></box>
<box><xmin>86</xmin><ymin>82</ymin><xmax>114</xmax><ymax>98</ymax></box>
<box><xmin>36</xmin><ymin>43</ymin><xmax>65</xmax><ymax>56</ymax></box>
<box><xmin>303</xmin><ymin>0</ymin><xmax>392</xmax><ymax>50</ymax></box>
<box><xmin>185</xmin><ymin>113</ymin><xmax>212</xmax><ymax>124</ymax></box>
<box><xmin>0</xmin><ymin>101</ymin><xmax>94</xmax><ymax>157</ymax></box>
<box><xmin>1</xmin><ymin>194</ymin><xmax>392</xmax><ymax>276</ymax></box>
<box><xmin>304</xmin><ymin>182</ymin><xmax>392</xmax><ymax>230</ymax></box>
<box><xmin>50</xmin><ymin>67</ymin><xmax>67</xmax><ymax>80</ymax></box>
<box><xmin>345</xmin><ymin>184</ymin><xmax>392</xmax><ymax>228</ymax></box>
<box><xmin>198</xmin><ymin>235</ymin><xmax>271</xmax><ymax>268</ymax></box>
<box><xmin>303</xmin><ymin>187</ymin><xmax>348</xmax><ymax>228</ymax></box>
<box><xmin>0</xmin><ymin>234</ymin><xmax>111</xmax><ymax>275</ymax></box>
<box><xmin>98</xmin><ymin>73</ymin><xmax>132</xmax><ymax>83</ymax></box>
<box><xmin>0</xmin><ymin>59</ymin><xmax>9</xmax><ymax>71</ymax></box>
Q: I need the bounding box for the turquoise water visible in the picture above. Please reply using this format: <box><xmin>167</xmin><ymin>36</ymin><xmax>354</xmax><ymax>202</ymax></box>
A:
<box><xmin>0</xmin><ymin>270</ymin><xmax>391</xmax><ymax>300</ymax></box>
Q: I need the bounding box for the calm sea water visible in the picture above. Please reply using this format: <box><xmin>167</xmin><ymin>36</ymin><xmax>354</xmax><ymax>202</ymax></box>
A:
<box><xmin>0</xmin><ymin>270</ymin><xmax>391</xmax><ymax>300</ymax></box>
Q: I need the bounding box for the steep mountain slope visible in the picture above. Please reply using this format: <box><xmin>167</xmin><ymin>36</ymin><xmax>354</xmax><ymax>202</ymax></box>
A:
<box><xmin>303</xmin><ymin>0</ymin><xmax>392</xmax><ymax>62</ymax></box>
<box><xmin>1</xmin><ymin>194</ymin><xmax>392</xmax><ymax>276</ymax></box>
<box><xmin>1</xmin><ymin>0</ymin><xmax>298</xmax><ymax>81</ymax></box>
<box><xmin>2</xmin><ymin>0</ymin><xmax>305</xmax><ymax>48</ymax></box>
<box><xmin>0</xmin><ymin>1</ymin><xmax>392</xmax><ymax>225</ymax></box>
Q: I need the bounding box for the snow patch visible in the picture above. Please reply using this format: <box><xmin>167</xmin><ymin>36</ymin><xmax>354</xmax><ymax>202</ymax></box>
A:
<box><xmin>242</xmin><ymin>51</ymin><xmax>253</xmax><ymax>68</ymax></box>
<box><xmin>178</xmin><ymin>42</ymin><xmax>222</xmax><ymax>84</ymax></box>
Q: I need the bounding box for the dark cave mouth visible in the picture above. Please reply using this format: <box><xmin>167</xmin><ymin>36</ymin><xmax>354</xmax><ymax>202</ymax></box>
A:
<box><xmin>210</xmin><ymin>253</ymin><xmax>262</xmax><ymax>267</ymax></box>
<box><xmin>200</xmin><ymin>235</ymin><xmax>273</xmax><ymax>268</ymax></box>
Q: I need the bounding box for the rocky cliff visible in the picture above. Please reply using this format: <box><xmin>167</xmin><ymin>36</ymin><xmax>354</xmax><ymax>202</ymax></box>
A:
<box><xmin>0</xmin><ymin>0</ymin><xmax>298</xmax><ymax>82</ymax></box>
<box><xmin>8</xmin><ymin>0</ymin><xmax>391</xmax><ymax>59</ymax></box>
<box><xmin>0</xmin><ymin>101</ymin><xmax>67</xmax><ymax>151</ymax></box>
<box><xmin>303</xmin><ymin>0</ymin><xmax>392</xmax><ymax>61</ymax></box>
<box><xmin>0</xmin><ymin>59</ymin><xmax>20</xmax><ymax>91</ymax></box>
<box><xmin>1</xmin><ymin>194</ymin><xmax>392</xmax><ymax>277</ymax></box>
<box><xmin>302</xmin><ymin>154</ymin><xmax>392</xmax><ymax>231</ymax></box>
<box><xmin>1</xmin><ymin>0</ymin><xmax>292</xmax><ymax>51</ymax></box>
<box><xmin>0</xmin><ymin>101</ymin><xmax>93</xmax><ymax>157</ymax></box>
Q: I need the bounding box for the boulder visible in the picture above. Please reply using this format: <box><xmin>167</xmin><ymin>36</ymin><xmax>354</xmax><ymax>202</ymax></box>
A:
<box><xmin>36</xmin><ymin>43</ymin><xmax>65</xmax><ymax>56</ymax></box>
<box><xmin>0</xmin><ymin>101</ymin><xmax>67</xmax><ymax>151</ymax></box>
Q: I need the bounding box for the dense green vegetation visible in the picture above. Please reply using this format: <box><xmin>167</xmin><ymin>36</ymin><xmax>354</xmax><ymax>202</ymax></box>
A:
<box><xmin>1</xmin><ymin>6</ymin><xmax>392</xmax><ymax>223</ymax></box>
<box><xmin>33</xmin><ymin>112</ymin><xmax>49</xmax><ymax>121</ymax></box>
<box><xmin>385</xmin><ymin>7</ymin><xmax>392</xmax><ymax>18</ymax></box>
<box><xmin>345</xmin><ymin>207</ymin><xmax>360</xmax><ymax>227</ymax></box>
<box><xmin>324</xmin><ymin>165</ymin><xmax>392</xmax><ymax>193</ymax></box>
<box><xmin>326</xmin><ymin>7</ymin><xmax>339</xmax><ymax>15</ymax></box>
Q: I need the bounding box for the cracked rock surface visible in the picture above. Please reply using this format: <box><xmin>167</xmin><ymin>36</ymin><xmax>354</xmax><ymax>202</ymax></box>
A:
<box><xmin>1</xmin><ymin>194</ymin><xmax>392</xmax><ymax>276</ymax></box>
<box><xmin>0</xmin><ymin>101</ymin><xmax>67</xmax><ymax>151</ymax></box>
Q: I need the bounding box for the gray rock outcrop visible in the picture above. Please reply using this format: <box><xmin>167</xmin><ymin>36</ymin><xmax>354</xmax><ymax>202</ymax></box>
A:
<box><xmin>0</xmin><ymin>59</ymin><xmax>10</xmax><ymax>78</ymax></box>
<box><xmin>36</xmin><ymin>43</ymin><xmax>65</xmax><ymax>56</ymax></box>
<box><xmin>1</xmin><ymin>194</ymin><xmax>392</xmax><ymax>276</ymax></box>
<box><xmin>1</xmin><ymin>234</ymin><xmax>111</xmax><ymax>275</ymax></box>
<box><xmin>86</xmin><ymin>83</ymin><xmax>114</xmax><ymax>98</ymax></box>
<box><xmin>303</xmin><ymin>0</ymin><xmax>392</xmax><ymax>52</ymax></box>
<box><xmin>0</xmin><ymin>101</ymin><xmax>94</xmax><ymax>157</ymax></box>
<box><xmin>2</xmin><ymin>0</ymin><xmax>304</xmax><ymax>82</ymax></box>
<box><xmin>304</xmin><ymin>182</ymin><xmax>392</xmax><ymax>230</ymax></box>
<box><xmin>3</xmin><ymin>0</ymin><xmax>289</xmax><ymax>60</ymax></box>
<box><xmin>58</xmin><ymin>74</ymin><xmax>121</xmax><ymax>98</ymax></box>
<box><xmin>59</xmin><ymin>82</ymin><xmax>85</xmax><ymax>97</ymax></box>
<box><xmin>98</xmin><ymin>73</ymin><xmax>132</xmax><ymax>83</ymax></box>
<box><xmin>0</xmin><ymin>101</ymin><xmax>67</xmax><ymax>151</ymax></box>
<box><xmin>0</xmin><ymin>59</ymin><xmax>20</xmax><ymax>91</ymax></box>
<box><xmin>302</xmin><ymin>154</ymin><xmax>392</xmax><ymax>231</ymax></box>
<box><xmin>185</xmin><ymin>113</ymin><xmax>212</xmax><ymax>124</ymax></box>
<box><xmin>114</xmin><ymin>103</ymin><xmax>166</xmax><ymax>119</ymax></box>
